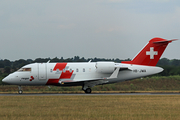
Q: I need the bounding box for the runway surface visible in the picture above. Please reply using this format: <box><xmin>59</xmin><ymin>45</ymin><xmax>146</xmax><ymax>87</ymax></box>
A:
<box><xmin>1</xmin><ymin>93</ymin><xmax>180</xmax><ymax>96</ymax></box>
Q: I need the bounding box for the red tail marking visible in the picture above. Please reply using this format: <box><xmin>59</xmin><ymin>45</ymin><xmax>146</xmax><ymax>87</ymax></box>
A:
<box><xmin>121</xmin><ymin>38</ymin><xmax>173</xmax><ymax>66</ymax></box>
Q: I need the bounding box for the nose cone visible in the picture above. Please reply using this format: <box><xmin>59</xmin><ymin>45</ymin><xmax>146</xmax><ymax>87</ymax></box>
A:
<box><xmin>2</xmin><ymin>74</ymin><xmax>16</xmax><ymax>85</ymax></box>
<box><xmin>2</xmin><ymin>78</ymin><xmax>5</xmax><ymax>82</ymax></box>
<box><xmin>2</xmin><ymin>76</ymin><xmax>10</xmax><ymax>84</ymax></box>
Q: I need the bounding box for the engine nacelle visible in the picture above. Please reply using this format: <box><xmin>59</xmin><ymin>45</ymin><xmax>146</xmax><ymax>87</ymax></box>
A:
<box><xmin>95</xmin><ymin>62</ymin><xmax>115</xmax><ymax>74</ymax></box>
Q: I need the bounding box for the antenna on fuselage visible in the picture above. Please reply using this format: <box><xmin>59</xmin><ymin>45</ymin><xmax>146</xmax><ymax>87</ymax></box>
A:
<box><xmin>47</xmin><ymin>60</ymin><xmax>50</xmax><ymax>63</ymax></box>
<box><xmin>88</xmin><ymin>60</ymin><xmax>92</xmax><ymax>63</ymax></box>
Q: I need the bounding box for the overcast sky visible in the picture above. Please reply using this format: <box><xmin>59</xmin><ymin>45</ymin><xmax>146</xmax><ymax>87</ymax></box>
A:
<box><xmin>1</xmin><ymin>0</ymin><xmax>180</xmax><ymax>61</ymax></box>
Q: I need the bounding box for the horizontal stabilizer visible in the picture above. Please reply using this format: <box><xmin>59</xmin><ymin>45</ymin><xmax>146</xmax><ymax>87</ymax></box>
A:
<box><xmin>153</xmin><ymin>39</ymin><xmax>178</xmax><ymax>44</ymax></box>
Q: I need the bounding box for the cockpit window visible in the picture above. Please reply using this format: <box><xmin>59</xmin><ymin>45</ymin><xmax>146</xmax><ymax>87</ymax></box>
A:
<box><xmin>18</xmin><ymin>68</ymin><xmax>31</xmax><ymax>72</ymax></box>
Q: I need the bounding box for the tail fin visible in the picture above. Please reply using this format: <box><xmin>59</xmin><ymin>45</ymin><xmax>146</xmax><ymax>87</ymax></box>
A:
<box><xmin>121</xmin><ymin>37</ymin><xmax>177</xmax><ymax>66</ymax></box>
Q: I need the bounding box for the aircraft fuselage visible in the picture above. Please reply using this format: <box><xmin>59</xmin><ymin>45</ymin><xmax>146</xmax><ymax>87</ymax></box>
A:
<box><xmin>3</xmin><ymin>62</ymin><xmax>163</xmax><ymax>86</ymax></box>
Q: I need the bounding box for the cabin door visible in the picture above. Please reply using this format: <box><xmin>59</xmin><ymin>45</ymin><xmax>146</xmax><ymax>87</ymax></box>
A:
<box><xmin>38</xmin><ymin>63</ymin><xmax>47</xmax><ymax>80</ymax></box>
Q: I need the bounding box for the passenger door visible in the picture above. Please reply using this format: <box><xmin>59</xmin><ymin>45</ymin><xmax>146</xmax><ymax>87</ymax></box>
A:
<box><xmin>38</xmin><ymin>63</ymin><xmax>47</xmax><ymax>80</ymax></box>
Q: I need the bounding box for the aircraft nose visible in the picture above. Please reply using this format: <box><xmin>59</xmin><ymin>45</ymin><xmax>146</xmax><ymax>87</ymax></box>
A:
<box><xmin>2</xmin><ymin>77</ymin><xmax>9</xmax><ymax>84</ymax></box>
<box><xmin>2</xmin><ymin>76</ymin><xmax>12</xmax><ymax>84</ymax></box>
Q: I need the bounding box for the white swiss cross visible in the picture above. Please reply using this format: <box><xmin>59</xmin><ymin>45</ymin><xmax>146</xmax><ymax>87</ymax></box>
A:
<box><xmin>146</xmin><ymin>47</ymin><xmax>158</xmax><ymax>59</ymax></box>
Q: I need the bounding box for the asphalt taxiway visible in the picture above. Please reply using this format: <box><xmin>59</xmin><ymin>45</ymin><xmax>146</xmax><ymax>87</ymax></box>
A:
<box><xmin>0</xmin><ymin>93</ymin><xmax>180</xmax><ymax>96</ymax></box>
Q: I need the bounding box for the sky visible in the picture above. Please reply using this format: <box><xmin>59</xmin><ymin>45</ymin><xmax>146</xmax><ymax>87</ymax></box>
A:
<box><xmin>1</xmin><ymin>0</ymin><xmax>180</xmax><ymax>61</ymax></box>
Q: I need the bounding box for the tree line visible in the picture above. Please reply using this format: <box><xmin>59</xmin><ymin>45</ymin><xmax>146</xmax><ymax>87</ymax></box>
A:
<box><xmin>0</xmin><ymin>56</ymin><xmax>180</xmax><ymax>76</ymax></box>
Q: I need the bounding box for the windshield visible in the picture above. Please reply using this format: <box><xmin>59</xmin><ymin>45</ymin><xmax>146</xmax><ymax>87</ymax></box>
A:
<box><xmin>18</xmin><ymin>68</ymin><xmax>31</xmax><ymax>72</ymax></box>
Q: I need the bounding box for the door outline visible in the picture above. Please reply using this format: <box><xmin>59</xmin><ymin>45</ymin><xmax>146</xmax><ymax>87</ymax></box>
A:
<box><xmin>38</xmin><ymin>63</ymin><xmax>47</xmax><ymax>80</ymax></box>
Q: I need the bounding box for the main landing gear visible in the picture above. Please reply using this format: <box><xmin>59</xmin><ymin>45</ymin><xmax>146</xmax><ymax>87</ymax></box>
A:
<box><xmin>84</xmin><ymin>88</ymin><xmax>92</xmax><ymax>94</ymax></box>
<box><xmin>18</xmin><ymin>86</ymin><xmax>23</xmax><ymax>94</ymax></box>
<box><xmin>82</xmin><ymin>83</ymin><xmax>92</xmax><ymax>94</ymax></box>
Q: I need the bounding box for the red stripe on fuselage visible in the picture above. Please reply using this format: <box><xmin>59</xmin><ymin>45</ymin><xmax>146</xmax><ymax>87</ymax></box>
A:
<box><xmin>53</xmin><ymin>63</ymin><xmax>67</xmax><ymax>71</ymax></box>
<box><xmin>60</xmin><ymin>70</ymin><xmax>74</xmax><ymax>79</ymax></box>
<box><xmin>46</xmin><ymin>79</ymin><xmax>59</xmax><ymax>85</ymax></box>
<box><xmin>46</xmin><ymin>63</ymin><xmax>74</xmax><ymax>85</ymax></box>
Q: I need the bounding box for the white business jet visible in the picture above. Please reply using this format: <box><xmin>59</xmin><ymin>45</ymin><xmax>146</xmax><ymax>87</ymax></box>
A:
<box><xmin>2</xmin><ymin>38</ymin><xmax>177</xmax><ymax>94</ymax></box>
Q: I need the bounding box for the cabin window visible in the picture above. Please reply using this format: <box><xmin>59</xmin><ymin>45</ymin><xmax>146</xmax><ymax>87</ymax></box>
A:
<box><xmin>83</xmin><ymin>68</ymin><xmax>85</xmax><ymax>72</ymax></box>
<box><xmin>18</xmin><ymin>68</ymin><xmax>31</xmax><ymax>72</ymax></box>
<box><xmin>76</xmin><ymin>69</ymin><xmax>79</xmax><ymax>72</ymax></box>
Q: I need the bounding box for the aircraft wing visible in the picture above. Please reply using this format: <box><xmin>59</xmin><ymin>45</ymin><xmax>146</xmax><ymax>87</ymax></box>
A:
<box><xmin>59</xmin><ymin>66</ymin><xmax>132</xmax><ymax>85</ymax></box>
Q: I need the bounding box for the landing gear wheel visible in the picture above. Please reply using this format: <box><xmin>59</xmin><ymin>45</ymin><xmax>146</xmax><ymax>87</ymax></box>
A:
<box><xmin>84</xmin><ymin>88</ymin><xmax>91</xmax><ymax>94</ymax></box>
<box><xmin>18</xmin><ymin>90</ymin><xmax>23</xmax><ymax>94</ymax></box>
<box><xmin>18</xmin><ymin>86</ymin><xmax>23</xmax><ymax>94</ymax></box>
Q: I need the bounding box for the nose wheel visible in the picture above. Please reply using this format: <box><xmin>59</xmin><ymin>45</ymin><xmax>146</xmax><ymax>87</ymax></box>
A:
<box><xmin>18</xmin><ymin>86</ymin><xmax>23</xmax><ymax>94</ymax></box>
<box><xmin>18</xmin><ymin>90</ymin><xmax>23</xmax><ymax>94</ymax></box>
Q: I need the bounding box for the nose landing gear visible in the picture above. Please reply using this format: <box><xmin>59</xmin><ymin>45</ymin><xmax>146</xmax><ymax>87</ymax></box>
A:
<box><xmin>18</xmin><ymin>86</ymin><xmax>23</xmax><ymax>94</ymax></box>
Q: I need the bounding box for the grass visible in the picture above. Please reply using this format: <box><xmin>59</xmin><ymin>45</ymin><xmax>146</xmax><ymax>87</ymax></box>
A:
<box><xmin>0</xmin><ymin>95</ymin><xmax>180</xmax><ymax>120</ymax></box>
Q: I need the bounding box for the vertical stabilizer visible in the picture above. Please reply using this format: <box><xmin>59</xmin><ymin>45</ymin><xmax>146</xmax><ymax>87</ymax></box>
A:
<box><xmin>121</xmin><ymin>37</ymin><xmax>177</xmax><ymax>66</ymax></box>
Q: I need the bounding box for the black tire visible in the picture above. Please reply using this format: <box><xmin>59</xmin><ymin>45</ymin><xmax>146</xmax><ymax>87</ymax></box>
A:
<box><xmin>85</xmin><ymin>88</ymin><xmax>91</xmax><ymax>94</ymax></box>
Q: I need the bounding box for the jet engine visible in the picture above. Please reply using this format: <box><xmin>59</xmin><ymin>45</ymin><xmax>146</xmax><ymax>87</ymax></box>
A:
<box><xmin>95</xmin><ymin>62</ymin><xmax>115</xmax><ymax>74</ymax></box>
